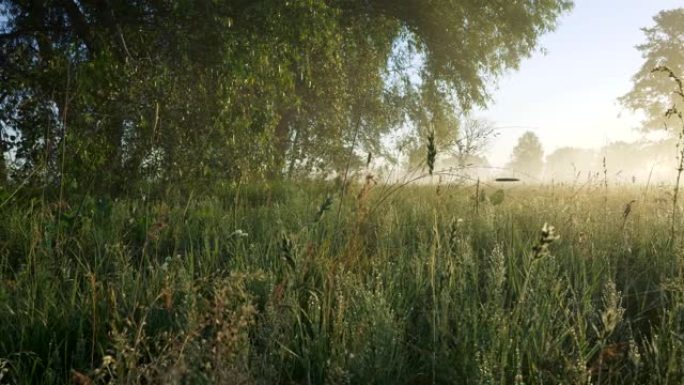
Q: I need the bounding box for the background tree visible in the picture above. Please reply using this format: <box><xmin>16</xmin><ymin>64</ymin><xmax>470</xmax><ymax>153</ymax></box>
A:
<box><xmin>451</xmin><ymin>117</ymin><xmax>497</xmax><ymax>168</ymax></box>
<box><xmin>545</xmin><ymin>147</ymin><xmax>597</xmax><ymax>181</ymax></box>
<box><xmin>507</xmin><ymin>131</ymin><xmax>544</xmax><ymax>179</ymax></box>
<box><xmin>0</xmin><ymin>0</ymin><xmax>573</xmax><ymax>197</ymax></box>
<box><xmin>0</xmin><ymin>152</ymin><xmax>5</xmax><ymax>187</ymax></box>
<box><xmin>619</xmin><ymin>7</ymin><xmax>684</xmax><ymax>131</ymax></box>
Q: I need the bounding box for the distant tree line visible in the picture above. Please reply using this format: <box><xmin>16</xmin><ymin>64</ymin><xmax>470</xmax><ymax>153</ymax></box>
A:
<box><xmin>502</xmin><ymin>132</ymin><xmax>681</xmax><ymax>183</ymax></box>
<box><xmin>545</xmin><ymin>139</ymin><xmax>679</xmax><ymax>183</ymax></box>
<box><xmin>507</xmin><ymin>7</ymin><xmax>684</xmax><ymax>183</ymax></box>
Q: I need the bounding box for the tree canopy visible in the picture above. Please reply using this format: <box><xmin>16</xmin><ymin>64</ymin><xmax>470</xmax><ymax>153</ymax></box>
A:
<box><xmin>545</xmin><ymin>146</ymin><xmax>596</xmax><ymax>180</ymax></box>
<box><xmin>507</xmin><ymin>131</ymin><xmax>544</xmax><ymax>179</ymax></box>
<box><xmin>0</xmin><ymin>0</ymin><xmax>573</xmax><ymax>195</ymax></box>
<box><xmin>620</xmin><ymin>7</ymin><xmax>684</xmax><ymax>131</ymax></box>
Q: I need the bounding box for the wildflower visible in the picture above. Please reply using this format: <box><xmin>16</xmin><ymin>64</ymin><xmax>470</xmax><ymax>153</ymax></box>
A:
<box><xmin>532</xmin><ymin>223</ymin><xmax>560</xmax><ymax>258</ymax></box>
<box><xmin>102</xmin><ymin>355</ymin><xmax>115</xmax><ymax>367</ymax></box>
<box><xmin>514</xmin><ymin>374</ymin><xmax>524</xmax><ymax>385</ymax></box>
<box><xmin>230</xmin><ymin>229</ymin><xmax>249</xmax><ymax>238</ymax></box>
<box><xmin>578</xmin><ymin>231</ymin><xmax>587</xmax><ymax>244</ymax></box>
<box><xmin>600</xmin><ymin>280</ymin><xmax>624</xmax><ymax>338</ymax></box>
<box><xmin>0</xmin><ymin>359</ymin><xmax>9</xmax><ymax>382</ymax></box>
<box><xmin>628</xmin><ymin>339</ymin><xmax>642</xmax><ymax>369</ymax></box>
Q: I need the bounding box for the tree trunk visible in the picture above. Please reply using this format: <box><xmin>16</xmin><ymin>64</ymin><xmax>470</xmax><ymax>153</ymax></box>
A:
<box><xmin>286</xmin><ymin>127</ymin><xmax>300</xmax><ymax>178</ymax></box>
<box><xmin>273</xmin><ymin>108</ymin><xmax>295</xmax><ymax>178</ymax></box>
<box><xmin>0</xmin><ymin>146</ymin><xmax>6</xmax><ymax>186</ymax></box>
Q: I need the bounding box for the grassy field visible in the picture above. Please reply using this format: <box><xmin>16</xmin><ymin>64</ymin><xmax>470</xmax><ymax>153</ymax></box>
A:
<box><xmin>1</xmin><ymin>179</ymin><xmax>684</xmax><ymax>384</ymax></box>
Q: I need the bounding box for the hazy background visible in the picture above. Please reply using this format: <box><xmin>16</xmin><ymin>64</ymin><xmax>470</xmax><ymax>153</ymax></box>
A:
<box><xmin>479</xmin><ymin>0</ymin><xmax>682</xmax><ymax>168</ymax></box>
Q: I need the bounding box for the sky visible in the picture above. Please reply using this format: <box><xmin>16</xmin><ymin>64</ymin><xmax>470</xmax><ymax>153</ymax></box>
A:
<box><xmin>478</xmin><ymin>0</ymin><xmax>683</xmax><ymax>167</ymax></box>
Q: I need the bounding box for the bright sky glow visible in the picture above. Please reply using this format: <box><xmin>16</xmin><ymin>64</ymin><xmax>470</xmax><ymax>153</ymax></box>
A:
<box><xmin>479</xmin><ymin>0</ymin><xmax>683</xmax><ymax>167</ymax></box>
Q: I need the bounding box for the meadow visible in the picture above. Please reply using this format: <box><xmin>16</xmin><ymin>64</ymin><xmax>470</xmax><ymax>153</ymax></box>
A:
<box><xmin>1</xmin><ymin>178</ymin><xmax>684</xmax><ymax>384</ymax></box>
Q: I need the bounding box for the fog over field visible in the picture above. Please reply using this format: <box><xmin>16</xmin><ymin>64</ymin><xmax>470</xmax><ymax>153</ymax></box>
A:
<box><xmin>366</xmin><ymin>0</ymin><xmax>684</xmax><ymax>186</ymax></box>
<box><xmin>477</xmin><ymin>0</ymin><xmax>683</xmax><ymax>183</ymax></box>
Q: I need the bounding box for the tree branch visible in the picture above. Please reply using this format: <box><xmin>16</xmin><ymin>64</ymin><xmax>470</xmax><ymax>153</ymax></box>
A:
<box><xmin>57</xmin><ymin>0</ymin><xmax>96</xmax><ymax>53</ymax></box>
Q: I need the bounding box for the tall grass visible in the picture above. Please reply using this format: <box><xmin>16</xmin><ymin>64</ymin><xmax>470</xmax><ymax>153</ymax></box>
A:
<box><xmin>1</xmin><ymin>181</ymin><xmax>683</xmax><ymax>384</ymax></box>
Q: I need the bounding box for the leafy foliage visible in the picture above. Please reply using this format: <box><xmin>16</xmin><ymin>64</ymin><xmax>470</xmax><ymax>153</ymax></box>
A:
<box><xmin>451</xmin><ymin>117</ymin><xmax>497</xmax><ymax>168</ymax></box>
<box><xmin>619</xmin><ymin>7</ymin><xmax>684</xmax><ymax>131</ymax></box>
<box><xmin>507</xmin><ymin>131</ymin><xmax>544</xmax><ymax>179</ymax></box>
<box><xmin>0</xmin><ymin>0</ymin><xmax>572</xmax><ymax>195</ymax></box>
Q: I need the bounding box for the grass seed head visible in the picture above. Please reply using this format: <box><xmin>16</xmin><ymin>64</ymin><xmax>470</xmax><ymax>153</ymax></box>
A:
<box><xmin>426</xmin><ymin>131</ymin><xmax>437</xmax><ymax>175</ymax></box>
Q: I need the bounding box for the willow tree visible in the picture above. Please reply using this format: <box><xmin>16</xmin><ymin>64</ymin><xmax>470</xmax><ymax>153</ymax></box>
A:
<box><xmin>0</xmin><ymin>0</ymin><xmax>573</xmax><ymax>195</ymax></box>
